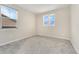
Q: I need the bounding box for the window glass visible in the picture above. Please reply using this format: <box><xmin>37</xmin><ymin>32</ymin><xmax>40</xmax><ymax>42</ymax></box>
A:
<box><xmin>43</xmin><ymin>15</ymin><xmax>55</xmax><ymax>27</ymax></box>
<box><xmin>1</xmin><ymin>6</ymin><xmax>17</xmax><ymax>20</ymax></box>
<box><xmin>50</xmin><ymin>15</ymin><xmax>55</xmax><ymax>26</ymax></box>
<box><xmin>43</xmin><ymin>15</ymin><xmax>49</xmax><ymax>26</ymax></box>
<box><xmin>1</xmin><ymin>6</ymin><xmax>17</xmax><ymax>28</ymax></box>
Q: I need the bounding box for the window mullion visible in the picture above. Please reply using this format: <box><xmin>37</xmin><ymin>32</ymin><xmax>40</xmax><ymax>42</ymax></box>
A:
<box><xmin>48</xmin><ymin>15</ymin><xmax>50</xmax><ymax>27</ymax></box>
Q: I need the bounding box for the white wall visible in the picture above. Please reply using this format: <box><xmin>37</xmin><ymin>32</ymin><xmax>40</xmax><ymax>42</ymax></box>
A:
<box><xmin>36</xmin><ymin>6</ymin><xmax>71</xmax><ymax>40</ymax></box>
<box><xmin>0</xmin><ymin>4</ymin><xmax>36</xmax><ymax>45</ymax></box>
<box><xmin>71</xmin><ymin>5</ymin><xmax>79</xmax><ymax>53</ymax></box>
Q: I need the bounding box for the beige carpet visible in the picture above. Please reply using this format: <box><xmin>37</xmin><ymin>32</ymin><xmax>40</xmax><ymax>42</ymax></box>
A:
<box><xmin>0</xmin><ymin>36</ymin><xmax>76</xmax><ymax>54</ymax></box>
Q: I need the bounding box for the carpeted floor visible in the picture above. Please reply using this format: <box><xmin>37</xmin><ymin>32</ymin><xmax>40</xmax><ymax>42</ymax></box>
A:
<box><xmin>0</xmin><ymin>36</ymin><xmax>76</xmax><ymax>54</ymax></box>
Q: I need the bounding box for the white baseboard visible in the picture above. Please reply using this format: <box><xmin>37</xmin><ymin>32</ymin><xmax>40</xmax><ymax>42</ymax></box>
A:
<box><xmin>37</xmin><ymin>33</ymin><xmax>70</xmax><ymax>40</ymax></box>
<box><xmin>71</xmin><ymin>40</ymin><xmax>79</xmax><ymax>54</ymax></box>
<box><xmin>72</xmin><ymin>44</ymin><xmax>79</xmax><ymax>54</ymax></box>
<box><xmin>0</xmin><ymin>34</ymin><xmax>36</xmax><ymax>46</ymax></box>
<box><xmin>0</xmin><ymin>34</ymin><xmax>70</xmax><ymax>46</ymax></box>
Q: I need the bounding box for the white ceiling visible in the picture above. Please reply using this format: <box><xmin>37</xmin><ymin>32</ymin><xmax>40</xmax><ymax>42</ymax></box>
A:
<box><xmin>18</xmin><ymin>4</ymin><xmax>69</xmax><ymax>14</ymax></box>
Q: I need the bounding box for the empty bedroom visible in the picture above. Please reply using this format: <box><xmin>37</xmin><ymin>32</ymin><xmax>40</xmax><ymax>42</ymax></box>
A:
<box><xmin>0</xmin><ymin>4</ymin><xmax>78</xmax><ymax>54</ymax></box>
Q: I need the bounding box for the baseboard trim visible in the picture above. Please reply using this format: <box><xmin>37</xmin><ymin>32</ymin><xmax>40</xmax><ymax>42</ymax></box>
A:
<box><xmin>0</xmin><ymin>34</ymin><xmax>36</xmax><ymax>46</ymax></box>
<box><xmin>37</xmin><ymin>34</ymin><xmax>70</xmax><ymax>41</ymax></box>
<box><xmin>71</xmin><ymin>40</ymin><xmax>78</xmax><ymax>54</ymax></box>
<box><xmin>0</xmin><ymin>34</ymin><xmax>70</xmax><ymax>46</ymax></box>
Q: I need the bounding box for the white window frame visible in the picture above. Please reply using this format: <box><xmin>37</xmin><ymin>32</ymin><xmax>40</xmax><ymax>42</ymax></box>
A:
<box><xmin>0</xmin><ymin>5</ymin><xmax>18</xmax><ymax>29</ymax></box>
<box><xmin>43</xmin><ymin>14</ymin><xmax>55</xmax><ymax>27</ymax></box>
<box><xmin>43</xmin><ymin>15</ymin><xmax>49</xmax><ymax>26</ymax></box>
<box><xmin>49</xmin><ymin>14</ymin><xmax>55</xmax><ymax>27</ymax></box>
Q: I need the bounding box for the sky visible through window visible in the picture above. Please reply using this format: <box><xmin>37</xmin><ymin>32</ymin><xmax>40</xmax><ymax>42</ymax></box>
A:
<box><xmin>43</xmin><ymin>15</ymin><xmax>49</xmax><ymax>26</ymax></box>
<box><xmin>43</xmin><ymin>15</ymin><xmax>55</xmax><ymax>26</ymax></box>
<box><xmin>1</xmin><ymin>6</ymin><xmax>17</xmax><ymax>20</ymax></box>
<box><xmin>50</xmin><ymin>15</ymin><xmax>55</xmax><ymax>26</ymax></box>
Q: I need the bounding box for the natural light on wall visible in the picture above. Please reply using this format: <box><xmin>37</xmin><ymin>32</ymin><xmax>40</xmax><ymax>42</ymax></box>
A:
<box><xmin>0</xmin><ymin>5</ymin><xmax>17</xmax><ymax>29</ymax></box>
<box><xmin>43</xmin><ymin>14</ymin><xmax>55</xmax><ymax>27</ymax></box>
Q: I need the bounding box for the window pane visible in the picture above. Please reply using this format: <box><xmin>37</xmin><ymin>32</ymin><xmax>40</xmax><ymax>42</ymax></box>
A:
<box><xmin>43</xmin><ymin>15</ymin><xmax>49</xmax><ymax>26</ymax></box>
<box><xmin>1</xmin><ymin>6</ymin><xmax>17</xmax><ymax>20</ymax></box>
<box><xmin>1</xmin><ymin>6</ymin><xmax>17</xmax><ymax>28</ymax></box>
<box><xmin>0</xmin><ymin>12</ymin><xmax>2</xmax><ymax>28</ymax></box>
<box><xmin>50</xmin><ymin>15</ymin><xmax>55</xmax><ymax>26</ymax></box>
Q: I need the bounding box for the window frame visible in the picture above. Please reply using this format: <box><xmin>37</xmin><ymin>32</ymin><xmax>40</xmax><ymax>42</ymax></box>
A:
<box><xmin>43</xmin><ymin>15</ymin><xmax>49</xmax><ymax>26</ymax></box>
<box><xmin>43</xmin><ymin>14</ymin><xmax>55</xmax><ymax>27</ymax></box>
<box><xmin>49</xmin><ymin>14</ymin><xmax>55</xmax><ymax>27</ymax></box>
<box><xmin>0</xmin><ymin>5</ymin><xmax>18</xmax><ymax>29</ymax></box>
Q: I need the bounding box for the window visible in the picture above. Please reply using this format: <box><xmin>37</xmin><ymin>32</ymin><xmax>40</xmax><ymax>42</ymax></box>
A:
<box><xmin>43</xmin><ymin>14</ymin><xmax>55</xmax><ymax>27</ymax></box>
<box><xmin>49</xmin><ymin>15</ymin><xmax>55</xmax><ymax>26</ymax></box>
<box><xmin>0</xmin><ymin>5</ymin><xmax>17</xmax><ymax>29</ymax></box>
<box><xmin>43</xmin><ymin>15</ymin><xmax>49</xmax><ymax>26</ymax></box>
